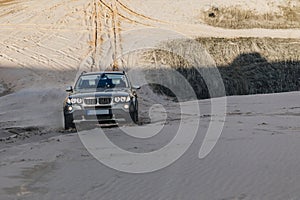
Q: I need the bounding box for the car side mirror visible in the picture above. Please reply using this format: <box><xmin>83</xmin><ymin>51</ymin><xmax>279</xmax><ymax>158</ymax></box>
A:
<box><xmin>66</xmin><ymin>86</ymin><xmax>73</xmax><ymax>92</ymax></box>
<box><xmin>132</xmin><ymin>85</ymin><xmax>141</xmax><ymax>90</ymax></box>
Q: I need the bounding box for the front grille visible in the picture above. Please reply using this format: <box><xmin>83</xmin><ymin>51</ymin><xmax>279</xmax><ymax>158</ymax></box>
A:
<box><xmin>84</xmin><ymin>98</ymin><xmax>97</xmax><ymax>105</ymax></box>
<box><xmin>84</xmin><ymin>106</ymin><xmax>112</xmax><ymax>110</ymax></box>
<box><xmin>98</xmin><ymin>97</ymin><xmax>111</xmax><ymax>104</ymax></box>
<box><xmin>85</xmin><ymin>114</ymin><xmax>112</xmax><ymax>120</ymax></box>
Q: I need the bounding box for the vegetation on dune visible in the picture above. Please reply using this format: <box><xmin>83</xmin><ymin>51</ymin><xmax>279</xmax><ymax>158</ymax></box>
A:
<box><xmin>141</xmin><ymin>38</ymin><xmax>300</xmax><ymax>99</ymax></box>
<box><xmin>196</xmin><ymin>37</ymin><xmax>300</xmax><ymax>66</ymax></box>
<box><xmin>200</xmin><ymin>3</ymin><xmax>300</xmax><ymax>29</ymax></box>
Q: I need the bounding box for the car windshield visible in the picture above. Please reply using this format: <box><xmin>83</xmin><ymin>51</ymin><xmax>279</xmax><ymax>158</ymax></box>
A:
<box><xmin>74</xmin><ymin>73</ymin><xmax>129</xmax><ymax>91</ymax></box>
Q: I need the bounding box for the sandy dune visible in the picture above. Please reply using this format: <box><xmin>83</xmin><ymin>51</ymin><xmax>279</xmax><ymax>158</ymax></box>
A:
<box><xmin>0</xmin><ymin>0</ymin><xmax>300</xmax><ymax>199</ymax></box>
<box><xmin>0</xmin><ymin>92</ymin><xmax>299</xmax><ymax>200</ymax></box>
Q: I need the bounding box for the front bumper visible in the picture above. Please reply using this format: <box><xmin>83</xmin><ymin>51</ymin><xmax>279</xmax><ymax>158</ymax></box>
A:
<box><xmin>65</xmin><ymin>103</ymin><xmax>132</xmax><ymax>124</ymax></box>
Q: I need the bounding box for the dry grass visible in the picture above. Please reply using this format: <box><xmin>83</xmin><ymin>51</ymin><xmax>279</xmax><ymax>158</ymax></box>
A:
<box><xmin>196</xmin><ymin>37</ymin><xmax>300</xmax><ymax>66</ymax></box>
<box><xmin>140</xmin><ymin>38</ymin><xmax>300</xmax><ymax>98</ymax></box>
<box><xmin>201</xmin><ymin>4</ymin><xmax>300</xmax><ymax>29</ymax></box>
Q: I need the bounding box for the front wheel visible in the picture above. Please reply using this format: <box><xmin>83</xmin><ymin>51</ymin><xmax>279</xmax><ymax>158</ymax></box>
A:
<box><xmin>64</xmin><ymin>114</ymin><xmax>75</xmax><ymax>130</ymax></box>
<box><xmin>130</xmin><ymin>101</ymin><xmax>138</xmax><ymax>124</ymax></box>
<box><xmin>132</xmin><ymin>109</ymin><xmax>138</xmax><ymax>123</ymax></box>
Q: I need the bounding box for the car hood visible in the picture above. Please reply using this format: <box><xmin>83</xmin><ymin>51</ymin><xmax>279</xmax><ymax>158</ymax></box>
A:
<box><xmin>69</xmin><ymin>90</ymin><xmax>130</xmax><ymax>98</ymax></box>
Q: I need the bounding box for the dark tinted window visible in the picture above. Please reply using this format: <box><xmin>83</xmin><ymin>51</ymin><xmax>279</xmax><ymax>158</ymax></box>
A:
<box><xmin>75</xmin><ymin>74</ymin><xmax>129</xmax><ymax>91</ymax></box>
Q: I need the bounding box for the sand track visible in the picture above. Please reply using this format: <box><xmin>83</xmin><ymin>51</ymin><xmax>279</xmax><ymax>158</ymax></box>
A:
<box><xmin>0</xmin><ymin>0</ymin><xmax>299</xmax><ymax>75</ymax></box>
<box><xmin>0</xmin><ymin>1</ymin><xmax>300</xmax><ymax>199</ymax></box>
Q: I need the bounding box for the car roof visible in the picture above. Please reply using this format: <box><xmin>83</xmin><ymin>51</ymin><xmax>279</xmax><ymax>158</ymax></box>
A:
<box><xmin>81</xmin><ymin>71</ymin><xmax>125</xmax><ymax>76</ymax></box>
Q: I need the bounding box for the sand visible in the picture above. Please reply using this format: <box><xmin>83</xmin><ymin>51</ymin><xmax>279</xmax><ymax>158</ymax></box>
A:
<box><xmin>0</xmin><ymin>0</ymin><xmax>300</xmax><ymax>199</ymax></box>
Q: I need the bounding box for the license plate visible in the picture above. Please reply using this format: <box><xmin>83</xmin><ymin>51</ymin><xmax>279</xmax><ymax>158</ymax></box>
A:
<box><xmin>86</xmin><ymin>109</ymin><xmax>109</xmax><ymax>115</ymax></box>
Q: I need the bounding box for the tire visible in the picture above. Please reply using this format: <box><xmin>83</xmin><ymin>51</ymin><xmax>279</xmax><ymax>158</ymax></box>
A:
<box><xmin>130</xmin><ymin>101</ymin><xmax>138</xmax><ymax>124</ymax></box>
<box><xmin>64</xmin><ymin>114</ymin><xmax>75</xmax><ymax>130</ymax></box>
<box><xmin>134</xmin><ymin>100</ymin><xmax>139</xmax><ymax>123</ymax></box>
<box><xmin>130</xmin><ymin>109</ymin><xmax>138</xmax><ymax>124</ymax></box>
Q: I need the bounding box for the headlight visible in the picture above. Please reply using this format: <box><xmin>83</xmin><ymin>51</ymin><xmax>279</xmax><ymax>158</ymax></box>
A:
<box><xmin>114</xmin><ymin>97</ymin><xmax>121</xmax><ymax>103</ymax></box>
<box><xmin>71</xmin><ymin>98</ymin><xmax>77</xmax><ymax>104</ymax></box>
<box><xmin>114</xmin><ymin>96</ymin><xmax>130</xmax><ymax>103</ymax></box>
<box><xmin>120</xmin><ymin>97</ymin><xmax>127</xmax><ymax>102</ymax></box>
<box><xmin>76</xmin><ymin>98</ymin><xmax>83</xmax><ymax>104</ymax></box>
<box><xmin>68</xmin><ymin>98</ymin><xmax>83</xmax><ymax>104</ymax></box>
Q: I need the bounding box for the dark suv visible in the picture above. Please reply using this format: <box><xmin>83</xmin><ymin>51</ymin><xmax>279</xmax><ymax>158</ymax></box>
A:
<box><xmin>63</xmin><ymin>71</ymin><xmax>140</xmax><ymax>129</ymax></box>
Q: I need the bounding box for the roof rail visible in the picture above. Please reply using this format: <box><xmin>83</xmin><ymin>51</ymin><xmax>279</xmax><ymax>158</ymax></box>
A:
<box><xmin>81</xmin><ymin>71</ymin><xmax>87</xmax><ymax>75</ymax></box>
